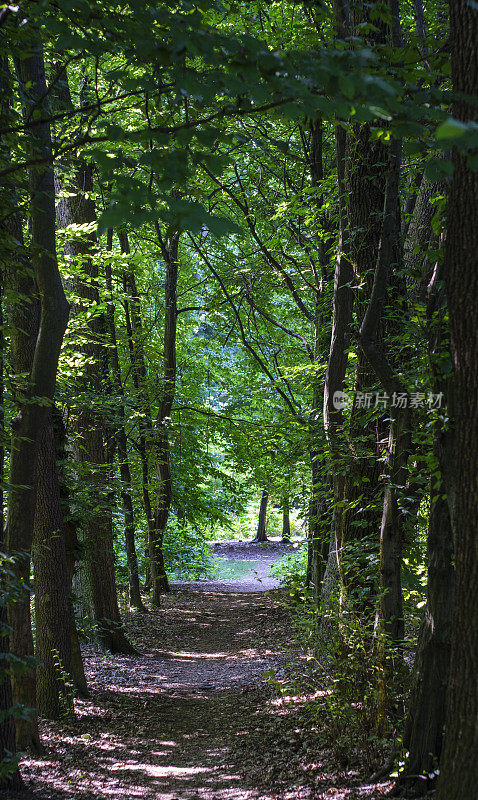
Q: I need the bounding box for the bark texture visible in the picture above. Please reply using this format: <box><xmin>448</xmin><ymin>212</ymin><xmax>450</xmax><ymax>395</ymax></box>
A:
<box><xmin>150</xmin><ymin>231</ymin><xmax>181</xmax><ymax>605</ymax></box>
<box><xmin>436</xmin><ymin>2</ymin><xmax>478</xmax><ymax>797</ymax></box>
<box><xmin>254</xmin><ymin>491</ymin><xmax>269</xmax><ymax>543</ymax></box>
<box><xmin>105</xmin><ymin>232</ymin><xmax>146</xmax><ymax>612</ymax></box>
<box><xmin>33</xmin><ymin>415</ymin><xmax>73</xmax><ymax>719</ymax></box>
<box><xmin>281</xmin><ymin>497</ymin><xmax>291</xmax><ymax>542</ymax></box>
<box><xmin>6</xmin><ymin>39</ymin><xmax>69</xmax><ymax>752</ymax></box>
<box><xmin>118</xmin><ymin>231</ymin><xmax>156</xmax><ymax>599</ymax></box>
<box><xmin>58</xmin><ymin>161</ymin><xmax>134</xmax><ymax>654</ymax></box>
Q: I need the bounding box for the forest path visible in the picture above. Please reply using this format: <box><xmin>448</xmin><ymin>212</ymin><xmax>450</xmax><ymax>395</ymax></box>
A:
<box><xmin>20</xmin><ymin>542</ymin><xmax>391</xmax><ymax>800</ymax></box>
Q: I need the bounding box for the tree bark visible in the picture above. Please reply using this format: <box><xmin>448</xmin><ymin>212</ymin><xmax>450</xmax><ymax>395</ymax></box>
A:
<box><xmin>57</xmin><ymin>160</ymin><xmax>134</xmax><ymax>655</ymax></box>
<box><xmin>53</xmin><ymin>409</ymin><xmax>89</xmax><ymax>698</ymax></box>
<box><xmin>358</xmin><ymin>137</ymin><xmax>406</xmax><ymax>646</ymax></box>
<box><xmin>254</xmin><ymin>490</ymin><xmax>269</xmax><ymax>543</ymax></box>
<box><xmin>5</xmin><ymin>38</ymin><xmax>69</xmax><ymax>753</ymax></box>
<box><xmin>32</xmin><ymin>415</ymin><xmax>74</xmax><ymax>719</ymax></box>
<box><xmin>118</xmin><ymin>232</ymin><xmax>157</xmax><ymax>599</ymax></box>
<box><xmin>105</xmin><ymin>232</ymin><xmax>146</xmax><ymax>613</ymax></box>
<box><xmin>398</xmin><ymin>190</ymin><xmax>454</xmax><ymax>794</ymax></box>
<box><xmin>281</xmin><ymin>496</ymin><xmax>291</xmax><ymax>542</ymax></box>
<box><xmin>321</xmin><ymin>124</ymin><xmax>354</xmax><ymax>605</ymax></box>
<box><xmin>0</xmin><ymin>235</ymin><xmax>23</xmax><ymax>790</ymax></box>
<box><xmin>150</xmin><ymin>230</ymin><xmax>181</xmax><ymax>605</ymax></box>
<box><xmin>436</xmin><ymin>2</ymin><xmax>478</xmax><ymax>796</ymax></box>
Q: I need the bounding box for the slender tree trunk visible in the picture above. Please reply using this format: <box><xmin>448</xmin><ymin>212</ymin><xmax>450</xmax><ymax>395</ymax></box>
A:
<box><xmin>436</xmin><ymin>3</ymin><xmax>478</xmax><ymax>796</ymax></box>
<box><xmin>334</xmin><ymin>3</ymin><xmax>391</xmax><ymax>612</ymax></box>
<box><xmin>105</xmin><ymin>232</ymin><xmax>146</xmax><ymax>613</ymax></box>
<box><xmin>321</xmin><ymin>124</ymin><xmax>354</xmax><ymax>606</ymax></box>
<box><xmin>254</xmin><ymin>490</ymin><xmax>269</xmax><ymax>543</ymax></box>
<box><xmin>118</xmin><ymin>232</ymin><xmax>159</xmax><ymax>600</ymax></box>
<box><xmin>359</xmin><ymin>138</ymin><xmax>407</xmax><ymax>646</ymax></box>
<box><xmin>281</xmin><ymin>496</ymin><xmax>291</xmax><ymax>542</ymax></box>
<box><xmin>150</xmin><ymin>231</ymin><xmax>181</xmax><ymax>605</ymax></box>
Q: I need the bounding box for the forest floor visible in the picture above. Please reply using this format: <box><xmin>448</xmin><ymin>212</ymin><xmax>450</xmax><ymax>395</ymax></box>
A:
<box><xmin>15</xmin><ymin>541</ymin><xmax>394</xmax><ymax>800</ymax></box>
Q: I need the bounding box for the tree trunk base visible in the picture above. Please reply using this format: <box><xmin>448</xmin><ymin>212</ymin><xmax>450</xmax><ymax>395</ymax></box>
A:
<box><xmin>15</xmin><ymin>723</ymin><xmax>43</xmax><ymax>756</ymax></box>
<box><xmin>100</xmin><ymin>627</ymin><xmax>137</xmax><ymax>656</ymax></box>
<box><xmin>131</xmin><ymin>598</ymin><xmax>149</xmax><ymax>613</ymax></box>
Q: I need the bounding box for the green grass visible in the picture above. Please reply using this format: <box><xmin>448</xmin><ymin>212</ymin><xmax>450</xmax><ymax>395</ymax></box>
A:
<box><xmin>212</xmin><ymin>558</ymin><xmax>263</xmax><ymax>579</ymax></box>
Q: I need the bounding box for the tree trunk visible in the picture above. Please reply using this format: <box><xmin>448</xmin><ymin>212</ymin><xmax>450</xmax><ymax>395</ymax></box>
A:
<box><xmin>105</xmin><ymin>232</ymin><xmax>146</xmax><ymax>613</ymax></box>
<box><xmin>58</xmin><ymin>159</ymin><xmax>134</xmax><ymax>655</ymax></box>
<box><xmin>401</xmin><ymin>472</ymin><xmax>453</xmax><ymax>793</ymax></box>
<box><xmin>281</xmin><ymin>496</ymin><xmax>291</xmax><ymax>542</ymax></box>
<box><xmin>117</xmin><ymin>232</ymin><xmax>156</xmax><ymax>595</ymax></box>
<box><xmin>0</xmin><ymin>239</ymin><xmax>22</xmax><ymax>790</ymax></box>
<box><xmin>5</xmin><ymin>39</ymin><xmax>70</xmax><ymax>753</ymax></box>
<box><xmin>150</xmin><ymin>231</ymin><xmax>181</xmax><ymax>605</ymax></box>
<box><xmin>321</xmin><ymin>124</ymin><xmax>354</xmax><ymax>606</ymax></box>
<box><xmin>32</xmin><ymin>415</ymin><xmax>74</xmax><ymax>719</ymax></box>
<box><xmin>436</xmin><ymin>2</ymin><xmax>478</xmax><ymax>797</ymax></box>
<box><xmin>254</xmin><ymin>490</ymin><xmax>269</xmax><ymax>543</ymax></box>
<box><xmin>358</xmin><ymin>138</ymin><xmax>407</xmax><ymax>647</ymax></box>
<box><xmin>337</xmin><ymin>2</ymin><xmax>392</xmax><ymax>612</ymax></box>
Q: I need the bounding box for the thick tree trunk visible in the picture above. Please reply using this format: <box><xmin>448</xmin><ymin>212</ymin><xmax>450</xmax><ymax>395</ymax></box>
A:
<box><xmin>58</xmin><ymin>160</ymin><xmax>134</xmax><ymax>655</ymax></box>
<box><xmin>436</xmin><ymin>3</ymin><xmax>478</xmax><ymax>797</ymax></box>
<box><xmin>397</xmin><ymin>189</ymin><xmax>454</xmax><ymax>793</ymax></box>
<box><xmin>254</xmin><ymin>490</ymin><xmax>269</xmax><ymax>543</ymax></box>
<box><xmin>5</xmin><ymin>40</ymin><xmax>69</xmax><ymax>753</ymax></box>
<box><xmin>0</xmin><ymin>257</ymin><xmax>22</xmax><ymax>790</ymax></box>
<box><xmin>33</xmin><ymin>415</ymin><xmax>74</xmax><ymax>719</ymax></box>
<box><xmin>401</xmin><ymin>473</ymin><xmax>453</xmax><ymax>793</ymax></box>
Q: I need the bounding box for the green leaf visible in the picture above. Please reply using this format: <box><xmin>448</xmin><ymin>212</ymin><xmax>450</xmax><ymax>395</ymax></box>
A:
<box><xmin>436</xmin><ymin>118</ymin><xmax>468</xmax><ymax>140</ymax></box>
<box><xmin>425</xmin><ymin>158</ymin><xmax>454</xmax><ymax>181</ymax></box>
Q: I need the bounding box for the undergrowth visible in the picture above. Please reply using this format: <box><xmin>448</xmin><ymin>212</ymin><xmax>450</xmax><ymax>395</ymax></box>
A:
<box><xmin>269</xmin><ymin>548</ymin><xmax>412</xmax><ymax>775</ymax></box>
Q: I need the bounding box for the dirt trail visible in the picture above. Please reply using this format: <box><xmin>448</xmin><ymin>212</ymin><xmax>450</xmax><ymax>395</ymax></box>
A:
<box><xmin>18</xmin><ymin>542</ymin><xmax>392</xmax><ymax>800</ymax></box>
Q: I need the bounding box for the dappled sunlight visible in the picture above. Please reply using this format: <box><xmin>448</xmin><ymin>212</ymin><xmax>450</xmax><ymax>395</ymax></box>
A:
<box><xmin>22</xmin><ymin>546</ymin><xmax>393</xmax><ymax>800</ymax></box>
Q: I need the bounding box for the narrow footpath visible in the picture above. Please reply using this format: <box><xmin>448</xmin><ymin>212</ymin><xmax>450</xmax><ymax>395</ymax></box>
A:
<box><xmin>19</xmin><ymin>543</ymin><xmax>393</xmax><ymax>800</ymax></box>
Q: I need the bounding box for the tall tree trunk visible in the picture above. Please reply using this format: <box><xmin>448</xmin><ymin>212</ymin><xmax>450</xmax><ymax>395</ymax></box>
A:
<box><xmin>397</xmin><ymin>188</ymin><xmax>454</xmax><ymax>794</ymax></box>
<box><xmin>32</xmin><ymin>415</ymin><xmax>74</xmax><ymax>719</ymax></box>
<box><xmin>401</xmin><ymin>456</ymin><xmax>453</xmax><ymax>793</ymax></box>
<box><xmin>118</xmin><ymin>232</ymin><xmax>158</xmax><ymax>601</ymax></box>
<box><xmin>281</xmin><ymin>496</ymin><xmax>291</xmax><ymax>542</ymax></box>
<box><xmin>321</xmin><ymin>124</ymin><xmax>354</xmax><ymax>606</ymax></box>
<box><xmin>436</xmin><ymin>2</ymin><xmax>478</xmax><ymax>796</ymax></box>
<box><xmin>150</xmin><ymin>230</ymin><xmax>181</xmax><ymax>605</ymax></box>
<box><xmin>359</xmin><ymin>138</ymin><xmax>407</xmax><ymax>646</ymax></box>
<box><xmin>57</xmin><ymin>161</ymin><xmax>134</xmax><ymax>655</ymax></box>
<box><xmin>53</xmin><ymin>409</ymin><xmax>89</xmax><ymax>698</ymax></box>
<box><xmin>254</xmin><ymin>490</ymin><xmax>269</xmax><ymax>543</ymax></box>
<box><xmin>335</xmin><ymin>2</ymin><xmax>392</xmax><ymax>612</ymax></box>
<box><xmin>0</xmin><ymin>244</ymin><xmax>23</xmax><ymax>790</ymax></box>
<box><xmin>5</xmin><ymin>38</ymin><xmax>70</xmax><ymax>753</ymax></box>
<box><xmin>105</xmin><ymin>232</ymin><xmax>146</xmax><ymax>612</ymax></box>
